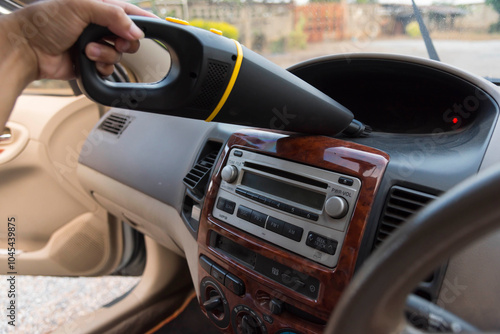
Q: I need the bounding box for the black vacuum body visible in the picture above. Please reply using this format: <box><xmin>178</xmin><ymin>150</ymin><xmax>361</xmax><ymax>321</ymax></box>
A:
<box><xmin>75</xmin><ymin>16</ymin><xmax>353</xmax><ymax>136</ymax></box>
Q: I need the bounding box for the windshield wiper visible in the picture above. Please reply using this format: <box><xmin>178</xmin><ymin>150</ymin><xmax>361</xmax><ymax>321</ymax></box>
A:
<box><xmin>411</xmin><ymin>0</ymin><xmax>440</xmax><ymax>61</ymax></box>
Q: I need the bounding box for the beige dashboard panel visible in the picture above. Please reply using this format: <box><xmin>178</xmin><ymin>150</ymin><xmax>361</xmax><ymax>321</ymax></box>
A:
<box><xmin>77</xmin><ymin>163</ymin><xmax>201</xmax><ymax>295</ymax></box>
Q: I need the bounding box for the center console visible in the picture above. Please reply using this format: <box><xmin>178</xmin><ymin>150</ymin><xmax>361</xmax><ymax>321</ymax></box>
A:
<box><xmin>198</xmin><ymin>129</ymin><xmax>389</xmax><ymax>334</ymax></box>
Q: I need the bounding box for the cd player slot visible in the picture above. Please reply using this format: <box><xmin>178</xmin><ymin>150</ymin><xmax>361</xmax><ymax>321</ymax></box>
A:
<box><xmin>244</xmin><ymin>161</ymin><xmax>328</xmax><ymax>189</ymax></box>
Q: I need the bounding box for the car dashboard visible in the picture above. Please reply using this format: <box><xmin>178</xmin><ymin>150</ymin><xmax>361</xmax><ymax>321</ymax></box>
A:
<box><xmin>76</xmin><ymin>53</ymin><xmax>500</xmax><ymax>333</ymax></box>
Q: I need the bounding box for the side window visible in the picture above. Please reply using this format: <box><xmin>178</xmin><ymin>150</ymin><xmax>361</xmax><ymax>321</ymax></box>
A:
<box><xmin>23</xmin><ymin>80</ymin><xmax>74</xmax><ymax>96</ymax></box>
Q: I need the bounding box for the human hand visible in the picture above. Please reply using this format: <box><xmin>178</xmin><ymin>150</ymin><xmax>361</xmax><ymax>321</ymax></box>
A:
<box><xmin>7</xmin><ymin>0</ymin><xmax>158</xmax><ymax>80</ymax></box>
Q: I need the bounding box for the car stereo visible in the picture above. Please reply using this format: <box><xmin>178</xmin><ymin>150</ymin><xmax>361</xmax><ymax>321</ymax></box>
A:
<box><xmin>212</xmin><ymin>148</ymin><xmax>361</xmax><ymax>267</ymax></box>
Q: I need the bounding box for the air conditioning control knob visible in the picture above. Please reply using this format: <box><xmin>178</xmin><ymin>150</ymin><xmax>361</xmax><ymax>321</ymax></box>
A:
<box><xmin>325</xmin><ymin>196</ymin><xmax>349</xmax><ymax>219</ymax></box>
<box><xmin>221</xmin><ymin>165</ymin><xmax>238</xmax><ymax>183</ymax></box>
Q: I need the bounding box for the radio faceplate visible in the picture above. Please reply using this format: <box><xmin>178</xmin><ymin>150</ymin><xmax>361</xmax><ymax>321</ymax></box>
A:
<box><xmin>212</xmin><ymin>148</ymin><xmax>361</xmax><ymax>268</ymax></box>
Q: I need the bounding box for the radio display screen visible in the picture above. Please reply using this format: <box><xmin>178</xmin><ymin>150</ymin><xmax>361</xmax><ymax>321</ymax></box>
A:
<box><xmin>241</xmin><ymin>172</ymin><xmax>325</xmax><ymax>210</ymax></box>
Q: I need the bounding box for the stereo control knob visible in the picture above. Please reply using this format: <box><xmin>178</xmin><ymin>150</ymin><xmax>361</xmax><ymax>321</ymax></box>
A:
<box><xmin>325</xmin><ymin>196</ymin><xmax>349</xmax><ymax>219</ymax></box>
<box><xmin>203</xmin><ymin>294</ymin><xmax>222</xmax><ymax>311</ymax></box>
<box><xmin>269</xmin><ymin>298</ymin><xmax>284</xmax><ymax>315</ymax></box>
<box><xmin>240</xmin><ymin>314</ymin><xmax>261</xmax><ymax>334</ymax></box>
<box><xmin>221</xmin><ymin>165</ymin><xmax>239</xmax><ymax>183</ymax></box>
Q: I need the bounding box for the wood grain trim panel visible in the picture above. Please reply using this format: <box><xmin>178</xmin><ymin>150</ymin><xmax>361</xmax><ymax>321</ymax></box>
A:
<box><xmin>198</xmin><ymin>129</ymin><xmax>389</xmax><ymax>333</ymax></box>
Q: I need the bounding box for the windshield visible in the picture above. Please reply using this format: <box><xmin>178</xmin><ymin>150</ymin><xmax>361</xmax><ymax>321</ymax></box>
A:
<box><xmin>2</xmin><ymin>0</ymin><xmax>499</xmax><ymax>79</ymax></box>
<box><xmin>128</xmin><ymin>0</ymin><xmax>500</xmax><ymax>78</ymax></box>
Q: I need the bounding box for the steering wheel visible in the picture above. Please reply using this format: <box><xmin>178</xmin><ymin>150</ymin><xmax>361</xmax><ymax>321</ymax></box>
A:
<box><xmin>325</xmin><ymin>164</ymin><xmax>500</xmax><ymax>334</ymax></box>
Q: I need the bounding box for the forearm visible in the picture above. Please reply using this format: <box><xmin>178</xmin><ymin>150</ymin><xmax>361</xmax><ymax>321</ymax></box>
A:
<box><xmin>0</xmin><ymin>14</ymin><xmax>37</xmax><ymax>128</ymax></box>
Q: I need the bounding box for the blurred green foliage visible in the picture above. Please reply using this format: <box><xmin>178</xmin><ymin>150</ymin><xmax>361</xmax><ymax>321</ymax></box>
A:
<box><xmin>405</xmin><ymin>21</ymin><xmax>421</xmax><ymax>37</ymax></box>
<box><xmin>190</xmin><ymin>19</ymin><xmax>240</xmax><ymax>40</ymax></box>
<box><xmin>289</xmin><ymin>15</ymin><xmax>308</xmax><ymax>50</ymax></box>
<box><xmin>487</xmin><ymin>0</ymin><xmax>500</xmax><ymax>32</ymax></box>
<box><xmin>269</xmin><ymin>38</ymin><xmax>286</xmax><ymax>54</ymax></box>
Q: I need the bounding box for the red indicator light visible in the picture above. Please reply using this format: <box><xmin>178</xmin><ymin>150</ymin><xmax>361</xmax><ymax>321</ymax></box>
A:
<box><xmin>452</xmin><ymin>117</ymin><xmax>458</xmax><ymax>124</ymax></box>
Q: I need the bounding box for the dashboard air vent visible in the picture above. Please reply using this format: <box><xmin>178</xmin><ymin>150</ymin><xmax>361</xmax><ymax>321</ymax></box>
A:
<box><xmin>99</xmin><ymin>114</ymin><xmax>132</xmax><ymax>137</ymax></box>
<box><xmin>374</xmin><ymin>186</ymin><xmax>437</xmax><ymax>249</ymax></box>
<box><xmin>183</xmin><ymin>142</ymin><xmax>222</xmax><ymax>198</ymax></box>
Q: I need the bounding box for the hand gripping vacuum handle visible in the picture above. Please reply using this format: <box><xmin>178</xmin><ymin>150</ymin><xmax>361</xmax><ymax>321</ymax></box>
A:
<box><xmin>74</xmin><ymin>16</ymin><xmax>353</xmax><ymax>136</ymax></box>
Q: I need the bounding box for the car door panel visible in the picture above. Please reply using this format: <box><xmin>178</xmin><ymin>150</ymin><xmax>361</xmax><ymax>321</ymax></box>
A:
<box><xmin>0</xmin><ymin>122</ymin><xmax>29</xmax><ymax>165</ymax></box>
<box><xmin>0</xmin><ymin>94</ymin><xmax>123</xmax><ymax>276</ymax></box>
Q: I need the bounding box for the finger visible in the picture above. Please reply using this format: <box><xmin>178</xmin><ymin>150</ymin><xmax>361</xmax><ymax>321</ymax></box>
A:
<box><xmin>102</xmin><ymin>35</ymin><xmax>140</xmax><ymax>53</ymax></box>
<box><xmin>78</xmin><ymin>1</ymin><xmax>147</xmax><ymax>40</ymax></box>
<box><xmin>101</xmin><ymin>36</ymin><xmax>139</xmax><ymax>52</ymax></box>
<box><xmin>101</xmin><ymin>0</ymin><xmax>158</xmax><ymax>19</ymax></box>
<box><xmin>85</xmin><ymin>42</ymin><xmax>122</xmax><ymax>64</ymax></box>
<box><xmin>96</xmin><ymin>62</ymin><xmax>115</xmax><ymax>77</ymax></box>
<box><xmin>115</xmin><ymin>38</ymin><xmax>140</xmax><ymax>53</ymax></box>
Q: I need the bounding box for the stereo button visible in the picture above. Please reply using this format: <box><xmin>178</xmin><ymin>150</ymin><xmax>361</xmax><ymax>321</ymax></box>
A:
<box><xmin>200</xmin><ymin>255</ymin><xmax>213</xmax><ymax>273</ymax></box>
<box><xmin>237</xmin><ymin>206</ymin><xmax>253</xmax><ymax>221</ymax></box>
<box><xmin>282</xmin><ymin>223</ymin><xmax>303</xmax><ymax>242</ymax></box>
<box><xmin>282</xmin><ymin>204</ymin><xmax>295</xmax><ymax>214</ymax></box>
<box><xmin>225</xmin><ymin>273</ymin><xmax>245</xmax><ymax>296</ymax></box>
<box><xmin>308</xmin><ymin>213</ymin><xmax>320</xmax><ymax>221</ymax></box>
<box><xmin>264</xmin><ymin>198</ymin><xmax>274</xmax><ymax>207</ymax></box>
<box><xmin>211</xmin><ymin>264</ymin><xmax>227</xmax><ymax>284</ymax></box>
<box><xmin>266</xmin><ymin>217</ymin><xmax>284</xmax><ymax>234</ymax></box>
<box><xmin>268</xmin><ymin>199</ymin><xmax>282</xmax><ymax>209</ymax></box>
<box><xmin>247</xmin><ymin>191</ymin><xmax>260</xmax><ymax>202</ymax></box>
<box><xmin>263</xmin><ymin>314</ymin><xmax>273</xmax><ymax>324</ymax></box>
<box><xmin>223</xmin><ymin>199</ymin><xmax>236</xmax><ymax>214</ymax></box>
<box><xmin>338</xmin><ymin>176</ymin><xmax>354</xmax><ymax>186</ymax></box>
<box><xmin>235</xmin><ymin>187</ymin><xmax>247</xmax><ymax>196</ymax></box>
<box><xmin>306</xmin><ymin>232</ymin><xmax>338</xmax><ymax>255</ymax></box>
<box><xmin>216</xmin><ymin>197</ymin><xmax>226</xmax><ymax>211</ymax></box>
<box><xmin>217</xmin><ymin>197</ymin><xmax>236</xmax><ymax>215</ymax></box>
<box><xmin>250</xmin><ymin>211</ymin><xmax>267</xmax><ymax>227</ymax></box>
<box><xmin>295</xmin><ymin>208</ymin><xmax>319</xmax><ymax>221</ymax></box>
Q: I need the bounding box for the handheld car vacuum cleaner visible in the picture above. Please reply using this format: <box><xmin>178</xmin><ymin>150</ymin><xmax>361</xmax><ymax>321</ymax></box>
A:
<box><xmin>75</xmin><ymin>16</ymin><xmax>366</xmax><ymax>137</ymax></box>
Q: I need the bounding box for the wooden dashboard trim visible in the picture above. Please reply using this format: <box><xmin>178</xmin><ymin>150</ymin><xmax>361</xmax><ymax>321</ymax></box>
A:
<box><xmin>198</xmin><ymin>129</ymin><xmax>389</xmax><ymax>333</ymax></box>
